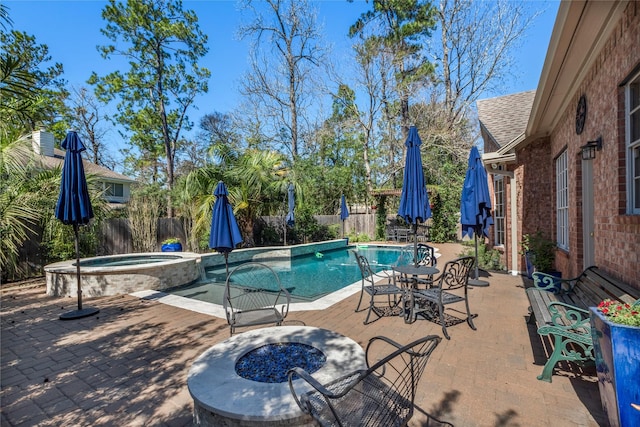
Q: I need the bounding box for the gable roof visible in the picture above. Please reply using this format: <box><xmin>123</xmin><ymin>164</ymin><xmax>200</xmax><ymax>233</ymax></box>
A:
<box><xmin>476</xmin><ymin>90</ymin><xmax>536</xmax><ymax>148</ymax></box>
<box><xmin>36</xmin><ymin>148</ymin><xmax>135</xmax><ymax>183</ymax></box>
<box><xmin>525</xmin><ymin>1</ymin><xmax>627</xmax><ymax>141</ymax></box>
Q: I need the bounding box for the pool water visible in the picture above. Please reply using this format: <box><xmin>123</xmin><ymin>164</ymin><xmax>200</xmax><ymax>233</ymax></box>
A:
<box><xmin>167</xmin><ymin>246</ymin><xmax>406</xmax><ymax>303</ymax></box>
<box><xmin>78</xmin><ymin>254</ymin><xmax>182</xmax><ymax>267</ymax></box>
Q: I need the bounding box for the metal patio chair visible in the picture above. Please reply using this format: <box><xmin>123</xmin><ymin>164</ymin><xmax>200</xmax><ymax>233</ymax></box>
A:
<box><xmin>394</xmin><ymin>243</ymin><xmax>438</xmax><ymax>288</ymax></box>
<box><xmin>404</xmin><ymin>256</ymin><xmax>476</xmax><ymax>339</ymax></box>
<box><xmin>352</xmin><ymin>252</ymin><xmax>402</xmax><ymax>324</ymax></box>
<box><xmin>223</xmin><ymin>262</ymin><xmax>291</xmax><ymax>335</ymax></box>
<box><xmin>288</xmin><ymin>335</ymin><xmax>442</xmax><ymax>427</ymax></box>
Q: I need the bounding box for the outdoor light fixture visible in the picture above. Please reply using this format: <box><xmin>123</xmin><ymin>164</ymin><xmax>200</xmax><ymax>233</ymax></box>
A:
<box><xmin>581</xmin><ymin>136</ymin><xmax>603</xmax><ymax>160</ymax></box>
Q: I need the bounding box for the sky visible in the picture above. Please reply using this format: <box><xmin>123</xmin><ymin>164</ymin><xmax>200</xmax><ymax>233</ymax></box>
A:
<box><xmin>4</xmin><ymin>0</ymin><xmax>559</xmax><ymax>170</ymax></box>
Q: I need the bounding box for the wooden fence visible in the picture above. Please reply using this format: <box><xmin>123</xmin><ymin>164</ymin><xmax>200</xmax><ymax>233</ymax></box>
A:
<box><xmin>100</xmin><ymin>214</ymin><xmax>383</xmax><ymax>255</ymax></box>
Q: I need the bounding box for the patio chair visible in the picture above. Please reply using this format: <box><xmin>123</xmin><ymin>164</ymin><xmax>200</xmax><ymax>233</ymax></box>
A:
<box><xmin>404</xmin><ymin>256</ymin><xmax>476</xmax><ymax>339</ymax></box>
<box><xmin>352</xmin><ymin>252</ymin><xmax>402</xmax><ymax>324</ymax></box>
<box><xmin>395</xmin><ymin>228</ymin><xmax>409</xmax><ymax>242</ymax></box>
<box><xmin>223</xmin><ymin>262</ymin><xmax>291</xmax><ymax>335</ymax></box>
<box><xmin>288</xmin><ymin>335</ymin><xmax>442</xmax><ymax>427</ymax></box>
<box><xmin>394</xmin><ymin>243</ymin><xmax>438</xmax><ymax>288</ymax></box>
<box><xmin>385</xmin><ymin>226</ymin><xmax>396</xmax><ymax>241</ymax></box>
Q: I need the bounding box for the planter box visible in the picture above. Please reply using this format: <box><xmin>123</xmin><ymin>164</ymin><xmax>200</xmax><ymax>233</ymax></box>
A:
<box><xmin>590</xmin><ymin>307</ymin><xmax>640</xmax><ymax>427</ymax></box>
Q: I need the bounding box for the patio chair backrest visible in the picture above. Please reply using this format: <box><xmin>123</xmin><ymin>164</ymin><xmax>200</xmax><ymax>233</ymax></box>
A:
<box><xmin>396</xmin><ymin>244</ymin><xmax>436</xmax><ymax>267</ymax></box>
<box><xmin>223</xmin><ymin>262</ymin><xmax>290</xmax><ymax>334</ymax></box>
<box><xmin>353</xmin><ymin>252</ymin><xmax>379</xmax><ymax>285</ymax></box>
<box><xmin>436</xmin><ymin>256</ymin><xmax>474</xmax><ymax>290</ymax></box>
<box><xmin>289</xmin><ymin>335</ymin><xmax>442</xmax><ymax>426</ymax></box>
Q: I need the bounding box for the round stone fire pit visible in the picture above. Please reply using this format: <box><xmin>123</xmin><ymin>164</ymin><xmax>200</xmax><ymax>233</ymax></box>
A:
<box><xmin>187</xmin><ymin>326</ymin><xmax>366</xmax><ymax>426</ymax></box>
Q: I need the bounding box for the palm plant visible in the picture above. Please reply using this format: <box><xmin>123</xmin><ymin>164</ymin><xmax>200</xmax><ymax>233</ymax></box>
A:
<box><xmin>180</xmin><ymin>148</ymin><xmax>289</xmax><ymax>249</ymax></box>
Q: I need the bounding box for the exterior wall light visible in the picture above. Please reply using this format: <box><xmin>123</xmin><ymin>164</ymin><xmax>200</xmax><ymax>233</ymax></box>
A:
<box><xmin>581</xmin><ymin>136</ymin><xmax>603</xmax><ymax>160</ymax></box>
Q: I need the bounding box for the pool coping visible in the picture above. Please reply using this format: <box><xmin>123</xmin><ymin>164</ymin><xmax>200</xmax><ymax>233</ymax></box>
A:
<box><xmin>130</xmin><ymin>274</ymin><xmax>372</xmax><ymax>319</ymax></box>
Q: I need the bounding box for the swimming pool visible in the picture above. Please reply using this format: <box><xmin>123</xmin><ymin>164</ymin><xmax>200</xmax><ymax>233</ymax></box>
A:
<box><xmin>166</xmin><ymin>246</ymin><xmax>407</xmax><ymax>304</ymax></box>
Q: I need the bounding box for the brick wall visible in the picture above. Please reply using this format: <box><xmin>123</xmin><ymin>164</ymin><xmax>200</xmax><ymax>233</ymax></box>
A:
<box><xmin>522</xmin><ymin>2</ymin><xmax>640</xmax><ymax>287</ymax></box>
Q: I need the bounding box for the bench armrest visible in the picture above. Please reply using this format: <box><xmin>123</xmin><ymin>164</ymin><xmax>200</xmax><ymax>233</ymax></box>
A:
<box><xmin>547</xmin><ymin>301</ymin><xmax>590</xmax><ymax>329</ymax></box>
<box><xmin>532</xmin><ymin>272</ymin><xmax>572</xmax><ymax>294</ymax></box>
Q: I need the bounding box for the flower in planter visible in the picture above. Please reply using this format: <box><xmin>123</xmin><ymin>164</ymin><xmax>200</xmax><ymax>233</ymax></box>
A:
<box><xmin>597</xmin><ymin>299</ymin><xmax>640</xmax><ymax>327</ymax></box>
<box><xmin>162</xmin><ymin>237</ymin><xmax>181</xmax><ymax>245</ymax></box>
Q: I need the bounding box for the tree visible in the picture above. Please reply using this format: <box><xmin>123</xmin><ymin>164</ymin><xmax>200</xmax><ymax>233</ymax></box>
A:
<box><xmin>349</xmin><ymin>0</ymin><xmax>437</xmax><ymax>140</ymax></box>
<box><xmin>298</xmin><ymin>84</ymin><xmax>365</xmax><ymax>214</ymax></box>
<box><xmin>239</xmin><ymin>0</ymin><xmax>328</xmax><ymax>160</ymax></box>
<box><xmin>433</xmin><ymin>0</ymin><xmax>538</xmax><ymax>126</ymax></box>
<box><xmin>183</xmin><ymin>148</ymin><xmax>288</xmax><ymax>248</ymax></box>
<box><xmin>67</xmin><ymin>86</ymin><xmax>115</xmax><ymax>170</ymax></box>
<box><xmin>0</xmin><ymin>27</ymin><xmax>68</xmax><ymax>134</ymax></box>
<box><xmin>90</xmin><ymin>0</ymin><xmax>210</xmax><ymax>216</ymax></box>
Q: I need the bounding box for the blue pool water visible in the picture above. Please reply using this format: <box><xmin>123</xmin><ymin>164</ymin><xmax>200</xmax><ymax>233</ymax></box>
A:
<box><xmin>167</xmin><ymin>246</ymin><xmax>406</xmax><ymax>303</ymax></box>
<box><xmin>78</xmin><ymin>254</ymin><xmax>182</xmax><ymax>267</ymax></box>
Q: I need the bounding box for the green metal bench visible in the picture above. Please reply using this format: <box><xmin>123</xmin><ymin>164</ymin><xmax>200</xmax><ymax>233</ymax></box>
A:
<box><xmin>526</xmin><ymin>266</ymin><xmax>639</xmax><ymax>382</ymax></box>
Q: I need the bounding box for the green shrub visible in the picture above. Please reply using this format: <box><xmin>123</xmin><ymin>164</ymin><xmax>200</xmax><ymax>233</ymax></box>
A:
<box><xmin>458</xmin><ymin>240</ymin><xmax>505</xmax><ymax>271</ymax></box>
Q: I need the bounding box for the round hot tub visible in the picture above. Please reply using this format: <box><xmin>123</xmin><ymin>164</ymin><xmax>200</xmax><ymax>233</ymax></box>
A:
<box><xmin>187</xmin><ymin>326</ymin><xmax>366</xmax><ymax>426</ymax></box>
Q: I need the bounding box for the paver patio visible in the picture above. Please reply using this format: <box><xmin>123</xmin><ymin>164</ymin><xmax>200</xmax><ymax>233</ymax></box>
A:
<box><xmin>1</xmin><ymin>243</ymin><xmax>606</xmax><ymax>426</ymax></box>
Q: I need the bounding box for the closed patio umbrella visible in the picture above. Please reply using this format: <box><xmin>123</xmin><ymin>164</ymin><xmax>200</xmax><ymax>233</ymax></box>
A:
<box><xmin>284</xmin><ymin>183</ymin><xmax>295</xmax><ymax>245</ymax></box>
<box><xmin>55</xmin><ymin>131</ymin><xmax>99</xmax><ymax>320</ymax></box>
<box><xmin>209</xmin><ymin>181</ymin><xmax>243</xmax><ymax>276</ymax></box>
<box><xmin>340</xmin><ymin>194</ymin><xmax>349</xmax><ymax>238</ymax></box>
<box><xmin>460</xmin><ymin>146</ymin><xmax>493</xmax><ymax>284</ymax></box>
<box><xmin>398</xmin><ymin>126</ymin><xmax>432</xmax><ymax>267</ymax></box>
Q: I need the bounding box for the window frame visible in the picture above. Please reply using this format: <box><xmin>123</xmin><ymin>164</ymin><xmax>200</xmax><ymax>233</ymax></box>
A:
<box><xmin>626</xmin><ymin>70</ymin><xmax>640</xmax><ymax>214</ymax></box>
<box><xmin>556</xmin><ymin>150</ymin><xmax>569</xmax><ymax>251</ymax></box>
<box><xmin>493</xmin><ymin>175</ymin><xmax>505</xmax><ymax>246</ymax></box>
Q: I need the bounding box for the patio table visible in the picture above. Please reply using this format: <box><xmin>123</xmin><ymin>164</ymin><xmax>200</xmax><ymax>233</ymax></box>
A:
<box><xmin>392</xmin><ymin>265</ymin><xmax>440</xmax><ymax>323</ymax></box>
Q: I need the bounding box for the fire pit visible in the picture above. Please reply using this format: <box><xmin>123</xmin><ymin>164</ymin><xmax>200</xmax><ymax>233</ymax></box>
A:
<box><xmin>187</xmin><ymin>326</ymin><xmax>366</xmax><ymax>426</ymax></box>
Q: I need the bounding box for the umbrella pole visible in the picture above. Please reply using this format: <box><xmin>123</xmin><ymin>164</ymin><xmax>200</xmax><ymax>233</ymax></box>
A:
<box><xmin>413</xmin><ymin>223</ymin><xmax>418</xmax><ymax>268</ymax></box>
<box><xmin>75</xmin><ymin>224</ymin><xmax>82</xmax><ymax>310</ymax></box>
<box><xmin>474</xmin><ymin>231</ymin><xmax>479</xmax><ymax>280</ymax></box>
<box><xmin>224</xmin><ymin>252</ymin><xmax>229</xmax><ymax>278</ymax></box>
<box><xmin>60</xmin><ymin>225</ymin><xmax>99</xmax><ymax>320</ymax></box>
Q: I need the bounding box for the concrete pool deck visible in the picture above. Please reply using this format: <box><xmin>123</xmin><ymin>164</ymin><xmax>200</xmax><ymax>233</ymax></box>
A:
<box><xmin>1</xmin><ymin>242</ymin><xmax>606</xmax><ymax>426</ymax></box>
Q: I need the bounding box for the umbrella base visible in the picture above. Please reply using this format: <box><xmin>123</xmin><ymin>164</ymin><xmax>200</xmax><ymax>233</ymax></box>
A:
<box><xmin>59</xmin><ymin>307</ymin><xmax>100</xmax><ymax>320</ymax></box>
<box><xmin>468</xmin><ymin>279</ymin><xmax>489</xmax><ymax>287</ymax></box>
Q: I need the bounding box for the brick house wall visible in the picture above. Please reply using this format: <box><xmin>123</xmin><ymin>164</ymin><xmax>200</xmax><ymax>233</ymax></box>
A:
<box><xmin>520</xmin><ymin>3</ymin><xmax>640</xmax><ymax>286</ymax></box>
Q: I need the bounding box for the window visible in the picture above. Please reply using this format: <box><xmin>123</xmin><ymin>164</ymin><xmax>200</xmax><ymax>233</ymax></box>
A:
<box><xmin>556</xmin><ymin>150</ymin><xmax>568</xmax><ymax>250</ymax></box>
<box><xmin>627</xmin><ymin>72</ymin><xmax>640</xmax><ymax>214</ymax></box>
<box><xmin>105</xmin><ymin>182</ymin><xmax>124</xmax><ymax>198</ymax></box>
<box><xmin>493</xmin><ymin>175</ymin><xmax>505</xmax><ymax>246</ymax></box>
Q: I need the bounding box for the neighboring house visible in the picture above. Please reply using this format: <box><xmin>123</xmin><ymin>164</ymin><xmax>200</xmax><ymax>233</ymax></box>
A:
<box><xmin>29</xmin><ymin>129</ymin><xmax>136</xmax><ymax>207</ymax></box>
<box><xmin>478</xmin><ymin>1</ymin><xmax>639</xmax><ymax>287</ymax></box>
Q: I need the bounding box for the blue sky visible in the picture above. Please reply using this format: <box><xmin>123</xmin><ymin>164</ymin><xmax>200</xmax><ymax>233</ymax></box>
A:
<box><xmin>5</xmin><ymin>0</ymin><xmax>559</xmax><ymax>167</ymax></box>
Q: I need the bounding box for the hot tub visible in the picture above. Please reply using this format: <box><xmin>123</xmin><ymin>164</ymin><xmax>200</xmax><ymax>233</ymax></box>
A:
<box><xmin>45</xmin><ymin>252</ymin><xmax>201</xmax><ymax>298</ymax></box>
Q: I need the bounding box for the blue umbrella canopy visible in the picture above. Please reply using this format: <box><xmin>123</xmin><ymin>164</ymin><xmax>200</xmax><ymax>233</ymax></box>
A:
<box><xmin>460</xmin><ymin>146</ymin><xmax>493</xmax><ymax>238</ymax></box>
<box><xmin>54</xmin><ymin>131</ymin><xmax>98</xmax><ymax>319</ymax></box>
<box><xmin>460</xmin><ymin>146</ymin><xmax>493</xmax><ymax>283</ymax></box>
<box><xmin>286</xmin><ymin>183</ymin><xmax>295</xmax><ymax>227</ymax></box>
<box><xmin>398</xmin><ymin>126</ymin><xmax>432</xmax><ymax>267</ymax></box>
<box><xmin>398</xmin><ymin>126</ymin><xmax>432</xmax><ymax>225</ymax></box>
<box><xmin>340</xmin><ymin>194</ymin><xmax>349</xmax><ymax>221</ymax></box>
<box><xmin>209</xmin><ymin>181</ymin><xmax>243</xmax><ymax>254</ymax></box>
<box><xmin>55</xmin><ymin>131</ymin><xmax>94</xmax><ymax>225</ymax></box>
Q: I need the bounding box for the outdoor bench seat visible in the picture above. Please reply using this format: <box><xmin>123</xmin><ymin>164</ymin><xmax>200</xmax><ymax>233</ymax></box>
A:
<box><xmin>526</xmin><ymin>266</ymin><xmax>640</xmax><ymax>382</ymax></box>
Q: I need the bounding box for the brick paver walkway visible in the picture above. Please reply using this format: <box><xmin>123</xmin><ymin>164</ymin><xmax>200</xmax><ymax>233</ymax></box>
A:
<box><xmin>1</xmin><ymin>243</ymin><xmax>605</xmax><ymax>426</ymax></box>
